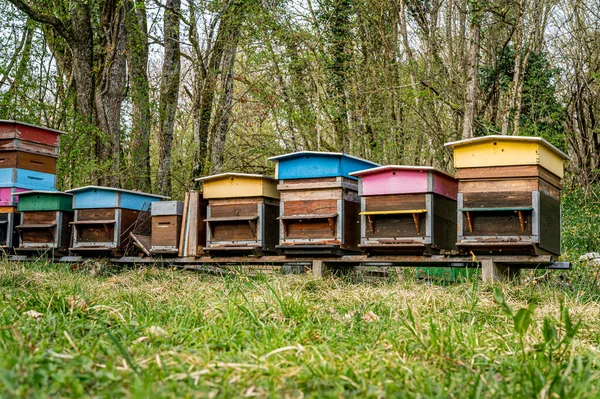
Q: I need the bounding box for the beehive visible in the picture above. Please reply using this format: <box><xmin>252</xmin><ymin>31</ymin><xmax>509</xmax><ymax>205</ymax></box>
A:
<box><xmin>350</xmin><ymin>166</ymin><xmax>458</xmax><ymax>255</ymax></box>
<box><xmin>196</xmin><ymin>173</ymin><xmax>279</xmax><ymax>256</ymax></box>
<box><xmin>66</xmin><ymin>186</ymin><xmax>168</xmax><ymax>256</ymax></box>
<box><xmin>269</xmin><ymin>151</ymin><xmax>379</xmax><ymax>256</ymax></box>
<box><xmin>150</xmin><ymin>201</ymin><xmax>184</xmax><ymax>255</ymax></box>
<box><xmin>0</xmin><ymin>121</ymin><xmax>66</xmax><ymax>250</ymax></box>
<box><xmin>13</xmin><ymin>191</ymin><xmax>73</xmax><ymax>254</ymax></box>
<box><xmin>445</xmin><ymin>135</ymin><xmax>569</xmax><ymax>255</ymax></box>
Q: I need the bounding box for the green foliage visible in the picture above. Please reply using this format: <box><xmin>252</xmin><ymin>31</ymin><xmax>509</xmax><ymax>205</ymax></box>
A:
<box><xmin>561</xmin><ymin>186</ymin><xmax>600</xmax><ymax>258</ymax></box>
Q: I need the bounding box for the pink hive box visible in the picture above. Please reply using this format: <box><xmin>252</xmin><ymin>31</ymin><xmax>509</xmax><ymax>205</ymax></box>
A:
<box><xmin>0</xmin><ymin>187</ymin><xmax>27</xmax><ymax>206</ymax></box>
<box><xmin>350</xmin><ymin>166</ymin><xmax>458</xmax><ymax>255</ymax></box>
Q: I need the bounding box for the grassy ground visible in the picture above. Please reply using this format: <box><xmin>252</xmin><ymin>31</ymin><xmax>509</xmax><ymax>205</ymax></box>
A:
<box><xmin>1</xmin><ymin>187</ymin><xmax>600</xmax><ymax>398</ymax></box>
<box><xmin>1</xmin><ymin>260</ymin><xmax>600</xmax><ymax>398</ymax></box>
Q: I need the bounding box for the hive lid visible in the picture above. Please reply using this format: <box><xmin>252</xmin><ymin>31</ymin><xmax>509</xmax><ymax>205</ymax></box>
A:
<box><xmin>444</xmin><ymin>135</ymin><xmax>569</xmax><ymax>161</ymax></box>
<box><xmin>11</xmin><ymin>190</ymin><xmax>69</xmax><ymax>197</ymax></box>
<box><xmin>194</xmin><ymin>172</ymin><xmax>276</xmax><ymax>182</ymax></box>
<box><xmin>0</xmin><ymin>120</ymin><xmax>68</xmax><ymax>135</ymax></box>
<box><xmin>65</xmin><ymin>185</ymin><xmax>170</xmax><ymax>199</ymax></box>
<box><xmin>350</xmin><ymin>165</ymin><xmax>455</xmax><ymax>179</ymax></box>
<box><xmin>268</xmin><ymin>150</ymin><xmax>377</xmax><ymax>164</ymax></box>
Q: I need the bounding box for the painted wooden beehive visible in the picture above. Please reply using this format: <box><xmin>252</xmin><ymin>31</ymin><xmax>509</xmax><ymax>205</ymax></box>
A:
<box><xmin>445</xmin><ymin>135</ymin><xmax>569</xmax><ymax>255</ymax></box>
<box><xmin>350</xmin><ymin>166</ymin><xmax>458</xmax><ymax>255</ymax></box>
<box><xmin>13</xmin><ymin>191</ymin><xmax>73</xmax><ymax>254</ymax></box>
<box><xmin>195</xmin><ymin>173</ymin><xmax>279</xmax><ymax>256</ymax></box>
<box><xmin>0</xmin><ymin>205</ymin><xmax>20</xmax><ymax>249</ymax></box>
<box><xmin>268</xmin><ymin>151</ymin><xmax>379</xmax><ymax>256</ymax></box>
<box><xmin>66</xmin><ymin>186</ymin><xmax>168</xmax><ymax>256</ymax></box>
<box><xmin>150</xmin><ymin>201</ymin><xmax>184</xmax><ymax>255</ymax></box>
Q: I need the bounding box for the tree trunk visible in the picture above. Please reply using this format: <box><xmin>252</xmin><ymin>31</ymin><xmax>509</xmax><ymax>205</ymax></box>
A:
<box><xmin>462</xmin><ymin>19</ymin><xmax>480</xmax><ymax>139</ymax></box>
<box><xmin>157</xmin><ymin>0</ymin><xmax>181</xmax><ymax>196</ymax></box>
<box><xmin>70</xmin><ymin>3</ymin><xmax>95</xmax><ymax>126</ymax></box>
<box><xmin>95</xmin><ymin>0</ymin><xmax>127</xmax><ymax>187</ymax></box>
<box><xmin>125</xmin><ymin>0</ymin><xmax>151</xmax><ymax>191</ymax></box>
<box><xmin>210</xmin><ymin>42</ymin><xmax>238</xmax><ymax>174</ymax></box>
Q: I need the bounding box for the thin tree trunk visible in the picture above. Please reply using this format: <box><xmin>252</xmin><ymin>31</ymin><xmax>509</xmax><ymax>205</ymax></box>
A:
<box><xmin>95</xmin><ymin>0</ymin><xmax>127</xmax><ymax>186</ymax></box>
<box><xmin>210</xmin><ymin>42</ymin><xmax>238</xmax><ymax>173</ymax></box>
<box><xmin>157</xmin><ymin>0</ymin><xmax>181</xmax><ymax>196</ymax></box>
<box><xmin>501</xmin><ymin>0</ymin><xmax>526</xmax><ymax>136</ymax></box>
<box><xmin>0</xmin><ymin>19</ymin><xmax>33</xmax><ymax>116</ymax></box>
<box><xmin>125</xmin><ymin>0</ymin><xmax>151</xmax><ymax>191</ymax></box>
<box><xmin>462</xmin><ymin>18</ymin><xmax>480</xmax><ymax>139</ymax></box>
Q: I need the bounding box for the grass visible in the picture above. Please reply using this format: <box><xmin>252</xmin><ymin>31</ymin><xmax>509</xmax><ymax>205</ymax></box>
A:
<box><xmin>1</xmin><ymin>188</ymin><xmax>600</xmax><ymax>398</ymax></box>
<box><xmin>1</xmin><ymin>260</ymin><xmax>600</xmax><ymax>398</ymax></box>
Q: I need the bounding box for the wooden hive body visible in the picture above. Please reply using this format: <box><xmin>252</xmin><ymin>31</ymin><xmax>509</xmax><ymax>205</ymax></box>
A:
<box><xmin>276</xmin><ymin>177</ymin><xmax>362</xmax><ymax>256</ymax></box>
<box><xmin>351</xmin><ymin>166</ymin><xmax>458</xmax><ymax>255</ymax></box>
<box><xmin>0</xmin><ymin>120</ymin><xmax>64</xmax><ymax>147</ymax></box>
<box><xmin>14</xmin><ymin>191</ymin><xmax>73</xmax><ymax>254</ymax></box>
<box><xmin>445</xmin><ymin>136</ymin><xmax>568</xmax><ymax>256</ymax></box>
<box><xmin>66</xmin><ymin>186</ymin><xmax>167</xmax><ymax>256</ymax></box>
<box><xmin>150</xmin><ymin>201</ymin><xmax>184</xmax><ymax>254</ymax></box>
<box><xmin>269</xmin><ymin>152</ymin><xmax>379</xmax><ymax>256</ymax></box>
<box><xmin>0</xmin><ymin>206</ymin><xmax>20</xmax><ymax>249</ymax></box>
<box><xmin>197</xmin><ymin>174</ymin><xmax>279</xmax><ymax>256</ymax></box>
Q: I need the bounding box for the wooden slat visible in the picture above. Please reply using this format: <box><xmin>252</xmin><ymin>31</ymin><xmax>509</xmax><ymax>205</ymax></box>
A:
<box><xmin>360</xmin><ymin>209</ymin><xmax>427</xmax><ymax>215</ymax></box>
<box><xmin>178</xmin><ymin>192</ymin><xmax>190</xmax><ymax>257</ymax></box>
<box><xmin>187</xmin><ymin>192</ymin><xmax>199</xmax><ymax>257</ymax></box>
<box><xmin>459</xmin><ymin>207</ymin><xmax>533</xmax><ymax>212</ymax></box>
<box><xmin>70</xmin><ymin>219</ymin><xmax>115</xmax><ymax>225</ymax></box>
<box><xmin>16</xmin><ymin>223</ymin><xmax>56</xmax><ymax>229</ymax></box>
<box><xmin>206</xmin><ymin>215</ymin><xmax>259</xmax><ymax>222</ymax></box>
<box><xmin>278</xmin><ymin>213</ymin><xmax>337</xmax><ymax>220</ymax></box>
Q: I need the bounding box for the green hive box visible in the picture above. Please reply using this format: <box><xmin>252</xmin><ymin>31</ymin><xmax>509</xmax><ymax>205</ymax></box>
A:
<box><xmin>16</xmin><ymin>191</ymin><xmax>73</xmax><ymax>212</ymax></box>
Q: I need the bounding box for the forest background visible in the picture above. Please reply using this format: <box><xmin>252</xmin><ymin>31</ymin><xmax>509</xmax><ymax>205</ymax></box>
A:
<box><xmin>0</xmin><ymin>0</ymin><xmax>598</xmax><ymax>203</ymax></box>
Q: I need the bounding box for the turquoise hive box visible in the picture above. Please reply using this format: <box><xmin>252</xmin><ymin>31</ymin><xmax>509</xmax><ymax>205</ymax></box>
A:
<box><xmin>66</xmin><ymin>186</ymin><xmax>168</xmax><ymax>256</ymax></box>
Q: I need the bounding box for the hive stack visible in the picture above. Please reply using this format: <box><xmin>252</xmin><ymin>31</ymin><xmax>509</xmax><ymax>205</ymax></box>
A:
<box><xmin>0</xmin><ymin>120</ymin><xmax>64</xmax><ymax>249</ymax></box>
<box><xmin>445</xmin><ymin>135</ymin><xmax>569</xmax><ymax>256</ymax></box>
<box><xmin>196</xmin><ymin>173</ymin><xmax>280</xmax><ymax>256</ymax></box>
<box><xmin>14</xmin><ymin>191</ymin><xmax>73</xmax><ymax>255</ymax></box>
<box><xmin>66</xmin><ymin>186</ymin><xmax>168</xmax><ymax>256</ymax></box>
<box><xmin>268</xmin><ymin>151</ymin><xmax>379</xmax><ymax>256</ymax></box>
<box><xmin>350</xmin><ymin>166</ymin><xmax>458</xmax><ymax>255</ymax></box>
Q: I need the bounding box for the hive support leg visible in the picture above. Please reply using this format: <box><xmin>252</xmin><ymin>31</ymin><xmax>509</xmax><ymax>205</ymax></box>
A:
<box><xmin>312</xmin><ymin>260</ymin><xmax>328</xmax><ymax>278</ymax></box>
<box><xmin>481</xmin><ymin>259</ymin><xmax>521</xmax><ymax>283</ymax></box>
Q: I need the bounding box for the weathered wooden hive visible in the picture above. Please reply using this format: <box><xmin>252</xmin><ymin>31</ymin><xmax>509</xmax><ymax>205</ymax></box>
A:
<box><xmin>195</xmin><ymin>173</ymin><xmax>279</xmax><ymax>256</ymax></box>
<box><xmin>350</xmin><ymin>166</ymin><xmax>458</xmax><ymax>255</ymax></box>
<box><xmin>66</xmin><ymin>186</ymin><xmax>168</xmax><ymax>256</ymax></box>
<box><xmin>13</xmin><ymin>191</ymin><xmax>73</xmax><ymax>255</ymax></box>
<box><xmin>0</xmin><ymin>120</ymin><xmax>65</xmax><ymax>250</ymax></box>
<box><xmin>445</xmin><ymin>135</ymin><xmax>569</xmax><ymax>255</ymax></box>
<box><xmin>268</xmin><ymin>151</ymin><xmax>379</xmax><ymax>256</ymax></box>
<box><xmin>150</xmin><ymin>201</ymin><xmax>184</xmax><ymax>255</ymax></box>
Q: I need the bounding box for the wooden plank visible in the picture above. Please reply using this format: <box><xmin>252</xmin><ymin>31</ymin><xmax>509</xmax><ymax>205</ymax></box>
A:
<box><xmin>282</xmin><ymin>199</ymin><xmax>337</xmax><ymax>215</ymax></box>
<box><xmin>208</xmin><ymin>202</ymin><xmax>259</xmax><ymax>218</ymax></box>
<box><xmin>130</xmin><ymin>232</ymin><xmax>151</xmax><ymax>256</ymax></box>
<box><xmin>455</xmin><ymin>165</ymin><xmax>561</xmax><ymax>187</ymax></box>
<box><xmin>280</xmin><ymin>188</ymin><xmax>343</xmax><ymax>202</ymax></box>
<box><xmin>364</xmin><ymin>194</ymin><xmax>426</xmax><ymax>212</ymax></box>
<box><xmin>178</xmin><ymin>192</ymin><xmax>189</xmax><ymax>257</ymax></box>
<box><xmin>538</xmin><ymin>192</ymin><xmax>561</xmax><ymax>255</ymax></box>
<box><xmin>462</xmin><ymin>191</ymin><xmax>532</xmax><ymax>209</ymax></box>
<box><xmin>187</xmin><ymin>192</ymin><xmax>199</xmax><ymax>257</ymax></box>
<box><xmin>360</xmin><ymin>209</ymin><xmax>427</xmax><ymax>215</ymax></box>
